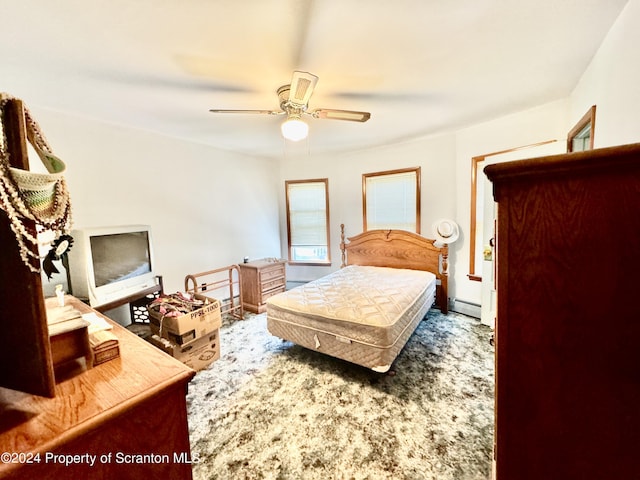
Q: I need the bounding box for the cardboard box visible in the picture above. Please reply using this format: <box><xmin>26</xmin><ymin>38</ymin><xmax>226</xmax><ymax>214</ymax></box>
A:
<box><xmin>149</xmin><ymin>322</ymin><xmax>194</xmax><ymax>345</ymax></box>
<box><xmin>148</xmin><ymin>294</ymin><xmax>221</xmax><ymax>345</ymax></box>
<box><xmin>148</xmin><ymin>330</ymin><xmax>220</xmax><ymax>371</ymax></box>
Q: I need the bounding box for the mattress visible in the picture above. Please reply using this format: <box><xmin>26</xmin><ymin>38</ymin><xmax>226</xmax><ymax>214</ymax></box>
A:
<box><xmin>266</xmin><ymin>265</ymin><xmax>436</xmax><ymax>372</ymax></box>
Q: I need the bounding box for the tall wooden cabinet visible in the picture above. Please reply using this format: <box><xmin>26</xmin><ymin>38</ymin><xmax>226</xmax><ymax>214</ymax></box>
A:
<box><xmin>485</xmin><ymin>143</ymin><xmax>640</xmax><ymax>480</ymax></box>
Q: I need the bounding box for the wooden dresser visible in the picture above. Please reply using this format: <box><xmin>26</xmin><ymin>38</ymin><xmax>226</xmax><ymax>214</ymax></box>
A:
<box><xmin>485</xmin><ymin>143</ymin><xmax>640</xmax><ymax>480</ymax></box>
<box><xmin>0</xmin><ymin>296</ymin><xmax>196</xmax><ymax>480</ymax></box>
<box><xmin>238</xmin><ymin>259</ymin><xmax>286</xmax><ymax>313</ymax></box>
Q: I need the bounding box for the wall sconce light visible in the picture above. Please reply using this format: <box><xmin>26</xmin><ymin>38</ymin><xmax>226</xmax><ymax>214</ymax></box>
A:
<box><xmin>281</xmin><ymin>114</ymin><xmax>309</xmax><ymax>142</ymax></box>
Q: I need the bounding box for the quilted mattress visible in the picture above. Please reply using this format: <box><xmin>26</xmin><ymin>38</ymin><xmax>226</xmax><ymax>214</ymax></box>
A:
<box><xmin>266</xmin><ymin>265</ymin><xmax>436</xmax><ymax>372</ymax></box>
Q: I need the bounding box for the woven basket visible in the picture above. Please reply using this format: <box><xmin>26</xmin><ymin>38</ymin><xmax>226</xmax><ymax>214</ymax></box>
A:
<box><xmin>9</xmin><ymin>149</ymin><xmax>65</xmax><ymax>215</ymax></box>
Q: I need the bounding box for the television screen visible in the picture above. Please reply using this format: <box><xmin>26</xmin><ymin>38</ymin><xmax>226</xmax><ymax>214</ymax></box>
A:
<box><xmin>90</xmin><ymin>231</ymin><xmax>152</xmax><ymax>288</ymax></box>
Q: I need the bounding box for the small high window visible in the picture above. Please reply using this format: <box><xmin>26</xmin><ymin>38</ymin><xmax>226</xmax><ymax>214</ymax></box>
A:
<box><xmin>567</xmin><ymin>105</ymin><xmax>596</xmax><ymax>152</ymax></box>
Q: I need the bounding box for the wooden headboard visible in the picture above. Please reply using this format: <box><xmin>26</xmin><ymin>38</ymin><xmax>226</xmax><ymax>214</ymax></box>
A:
<box><xmin>339</xmin><ymin>224</ymin><xmax>449</xmax><ymax>313</ymax></box>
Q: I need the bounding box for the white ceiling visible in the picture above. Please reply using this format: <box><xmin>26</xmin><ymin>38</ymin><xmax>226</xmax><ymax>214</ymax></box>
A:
<box><xmin>0</xmin><ymin>0</ymin><xmax>629</xmax><ymax>159</ymax></box>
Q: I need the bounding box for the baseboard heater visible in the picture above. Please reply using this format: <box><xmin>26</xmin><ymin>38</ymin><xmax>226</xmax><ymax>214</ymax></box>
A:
<box><xmin>451</xmin><ymin>298</ymin><xmax>481</xmax><ymax>319</ymax></box>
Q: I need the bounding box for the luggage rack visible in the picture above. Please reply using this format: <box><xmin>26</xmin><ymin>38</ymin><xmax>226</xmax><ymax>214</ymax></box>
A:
<box><xmin>184</xmin><ymin>264</ymin><xmax>244</xmax><ymax>320</ymax></box>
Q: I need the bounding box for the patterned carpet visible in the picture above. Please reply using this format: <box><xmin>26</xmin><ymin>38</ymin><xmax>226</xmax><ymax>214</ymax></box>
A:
<box><xmin>186</xmin><ymin>309</ymin><xmax>494</xmax><ymax>480</ymax></box>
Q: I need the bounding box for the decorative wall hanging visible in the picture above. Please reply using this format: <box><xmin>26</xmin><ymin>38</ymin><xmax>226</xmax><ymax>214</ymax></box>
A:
<box><xmin>0</xmin><ymin>93</ymin><xmax>73</xmax><ymax>274</ymax></box>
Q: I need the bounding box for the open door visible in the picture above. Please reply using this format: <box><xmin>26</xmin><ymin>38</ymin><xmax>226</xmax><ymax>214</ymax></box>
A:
<box><xmin>478</xmin><ymin>141</ymin><xmax>565</xmax><ymax>328</ymax></box>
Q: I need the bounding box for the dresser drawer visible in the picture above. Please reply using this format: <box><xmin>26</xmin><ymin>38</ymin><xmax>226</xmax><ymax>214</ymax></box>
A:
<box><xmin>261</xmin><ymin>276</ymin><xmax>285</xmax><ymax>292</ymax></box>
<box><xmin>261</xmin><ymin>286</ymin><xmax>285</xmax><ymax>303</ymax></box>
<box><xmin>259</xmin><ymin>264</ymin><xmax>285</xmax><ymax>282</ymax></box>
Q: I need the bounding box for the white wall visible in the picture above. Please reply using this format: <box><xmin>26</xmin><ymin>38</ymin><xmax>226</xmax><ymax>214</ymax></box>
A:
<box><xmin>450</xmin><ymin>0</ymin><xmax>640</xmax><ymax>307</ymax></box>
<box><xmin>570</xmin><ymin>0</ymin><xmax>640</xmax><ymax>148</ymax></box>
<box><xmin>32</xmin><ymin>0</ymin><xmax>640</xmax><ymax>315</ymax></box>
<box><xmin>278</xmin><ymin>133</ymin><xmax>457</xmax><ymax>284</ymax></box>
<box><xmin>452</xmin><ymin>100</ymin><xmax>568</xmax><ymax>305</ymax></box>
<box><xmin>290</xmin><ymin>0</ymin><xmax>640</xmax><ymax>307</ymax></box>
<box><xmin>35</xmin><ymin>110</ymin><xmax>281</xmax><ymax>296</ymax></box>
<box><xmin>278</xmin><ymin>99</ymin><xmax>570</xmax><ymax>306</ymax></box>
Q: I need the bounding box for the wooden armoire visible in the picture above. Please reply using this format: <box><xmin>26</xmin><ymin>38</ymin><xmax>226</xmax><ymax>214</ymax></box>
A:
<box><xmin>484</xmin><ymin>143</ymin><xmax>640</xmax><ymax>480</ymax></box>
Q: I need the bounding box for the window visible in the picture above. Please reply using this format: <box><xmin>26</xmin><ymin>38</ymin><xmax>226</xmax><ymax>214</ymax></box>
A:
<box><xmin>285</xmin><ymin>179</ymin><xmax>331</xmax><ymax>265</ymax></box>
<box><xmin>567</xmin><ymin>105</ymin><xmax>596</xmax><ymax>152</ymax></box>
<box><xmin>362</xmin><ymin>167</ymin><xmax>421</xmax><ymax>233</ymax></box>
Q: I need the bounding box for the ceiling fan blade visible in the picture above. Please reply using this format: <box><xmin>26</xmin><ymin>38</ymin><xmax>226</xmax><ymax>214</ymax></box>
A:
<box><xmin>288</xmin><ymin>71</ymin><xmax>318</xmax><ymax>106</ymax></box>
<box><xmin>310</xmin><ymin>108</ymin><xmax>371</xmax><ymax>122</ymax></box>
<box><xmin>83</xmin><ymin>67</ymin><xmax>256</xmax><ymax>93</ymax></box>
<box><xmin>209</xmin><ymin>109</ymin><xmax>284</xmax><ymax>116</ymax></box>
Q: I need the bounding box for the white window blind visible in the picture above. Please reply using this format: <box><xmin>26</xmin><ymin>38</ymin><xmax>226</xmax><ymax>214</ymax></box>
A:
<box><xmin>365</xmin><ymin>170</ymin><xmax>419</xmax><ymax>232</ymax></box>
<box><xmin>286</xmin><ymin>180</ymin><xmax>330</xmax><ymax>264</ymax></box>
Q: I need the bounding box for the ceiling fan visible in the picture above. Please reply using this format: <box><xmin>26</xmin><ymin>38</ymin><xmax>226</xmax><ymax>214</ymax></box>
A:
<box><xmin>209</xmin><ymin>71</ymin><xmax>371</xmax><ymax>141</ymax></box>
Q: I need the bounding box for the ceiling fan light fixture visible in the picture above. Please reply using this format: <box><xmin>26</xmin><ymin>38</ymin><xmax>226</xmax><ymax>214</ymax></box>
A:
<box><xmin>281</xmin><ymin>115</ymin><xmax>309</xmax><ymax>142</ymax></box>
<box><xmin>210</xmin><ymin>71</ymin><xmax>371</xmax><ymax>142</ymax></box>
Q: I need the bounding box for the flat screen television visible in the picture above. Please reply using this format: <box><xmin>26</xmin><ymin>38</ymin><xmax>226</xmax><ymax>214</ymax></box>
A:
<box><xmin>67</xmin><ymin>225</ymin><xmax>158</xmax><ymax>308</ymax></box>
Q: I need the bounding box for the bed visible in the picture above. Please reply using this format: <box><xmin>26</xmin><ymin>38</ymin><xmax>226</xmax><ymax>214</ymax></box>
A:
<box><xmin>266</xmin><ymin>225</ymin><xmax>449</xmax><ymax>372</ymax></box>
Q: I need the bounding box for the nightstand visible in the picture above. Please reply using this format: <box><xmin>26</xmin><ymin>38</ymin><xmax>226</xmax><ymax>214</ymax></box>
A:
<box><xmin>238</xmin><ymin>258</ymin><xmax>286</xmax><ymax>313</ymax></box>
